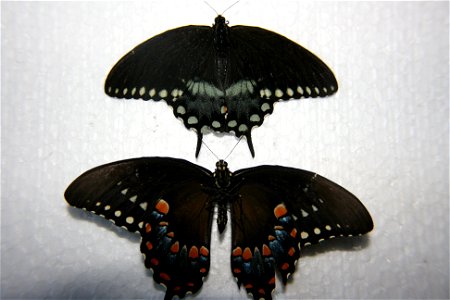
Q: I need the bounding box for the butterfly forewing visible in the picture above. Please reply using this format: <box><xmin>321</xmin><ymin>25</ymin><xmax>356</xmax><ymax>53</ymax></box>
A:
<box><xmin>105</xmin><ymin>26</ymin><xmax>214</xmax><ymax>101</ymax></box>
<box><xmin>230</xmin><ymin>26</ymin><xmax>338</xmax><ymax>100</ymax></box>
<box><xmin>65</xmin><ymin>157</ymin><xmax>215</xmax><ymax>299</ymax></box>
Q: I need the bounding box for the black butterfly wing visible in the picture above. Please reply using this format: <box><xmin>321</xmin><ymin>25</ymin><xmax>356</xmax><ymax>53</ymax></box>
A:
<box><xmin>230</xmin><ymin>25</ymin><xmax>338</xmax><ymax>99</ymax></box>
<box><xmin>229</xmin><ymin>166</ymin><xmax>372</xmax><ymax>299</ymax></box>
<box><xmin>65</xmin><ymin>157</ymin><xmax>215</xmax><ymax>299</ymax></box>
<box><xmin>105</xmin><ymin>25</ymin><xmax>216</xmax><ymax>101</ymax></box>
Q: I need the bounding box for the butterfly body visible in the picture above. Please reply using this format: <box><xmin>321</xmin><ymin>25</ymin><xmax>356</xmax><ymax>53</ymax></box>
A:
<box><xmin>65</xmin><ymin>157</ymin><xmax>372</xmax><ymax>300</ymax></box>
<box><xmin>105</xmin><ymin>16</ymin><xmax>338</xmax><ymax>157</ymax></box>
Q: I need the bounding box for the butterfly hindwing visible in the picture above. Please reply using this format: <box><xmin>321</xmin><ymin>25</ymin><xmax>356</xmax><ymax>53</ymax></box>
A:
<box><xmin>230</xmin><ymin>166</ymin><xmax>373</xmax><ymax>299</ymax></box>
<box><xmin>65</xmin><ymin>157</ymin><xmax>215</xmax><ymax>299</ymax></box>
<box><xmin>230</xmin><ymin>182</ymin><xmax>301</xmax><ymax>300</ymax></box>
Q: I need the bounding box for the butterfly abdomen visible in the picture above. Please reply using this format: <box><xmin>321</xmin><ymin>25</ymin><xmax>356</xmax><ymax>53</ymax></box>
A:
<box><xmin>217</xmin><ymin>202</ymin><xmax>228</xmax><ymax>234</ymax></box>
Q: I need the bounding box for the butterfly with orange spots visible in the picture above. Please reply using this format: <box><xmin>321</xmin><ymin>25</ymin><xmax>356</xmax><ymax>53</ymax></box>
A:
<box><xmin>65</xmin><ymin>157</ymin><xmax>373</xmax><ymax>299</ymax></box>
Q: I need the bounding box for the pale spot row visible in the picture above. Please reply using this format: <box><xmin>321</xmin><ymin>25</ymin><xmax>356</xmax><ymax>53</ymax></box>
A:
<box><xmin>109</xmin><ymin>86</ymin><xmax>185</xmax><ymax>99</ymax></box>
<box><xmin>258</xmin><ymin>85</ymin><xmax>336</xmax><ymax>99</ymax></box>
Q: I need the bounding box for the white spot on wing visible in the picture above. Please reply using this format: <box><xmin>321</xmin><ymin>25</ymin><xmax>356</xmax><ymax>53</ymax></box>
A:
<box><xmin>212</xmin><ymin>121</ymin><xmax>221</xmax><ymax>128</ymax></box>
<box><xmin>159</xmin><ymin>89</ymin><xmax>168</xmax><ymax>98</ymax></box>
<box><xmin>121</xmin><ymin>188</ymin><xmax>128</xmax><ymax>195</ymax></box>
<box><xmin>287</xmin><ymin>88</ymin><xmax>294</xmax><ymax>97</ymax></box>
<box><xmin>149</xmin><ymin>88</ymin><xmax>156</xmax><ymax>97</ymax></box>
<box><xmin>301</xmin><ymin>231</ymin><xmax>309</xmax><ymax>239</ymax></box>
<box><xmin>187</xmin><ymin>116</ymin><xmax>198</xmax><ymax>124</ymax></box>
<box><xmin>275</xmin><ymin>89</ymin><xmax>283</xmax><ymax>97</ymax></box>
<box><xmin>250</xmin><ymin>114</ymin><xmax>260</xmax><ymax>123</ymax></box>
<box><xmin>140</xmin><ymin>202</ymin><xmax>148</xmax><ymax>211</ymax></box>
<box><xmin>104</xmin><ymin>205</ymin><xmax>111</xmax><ymax>211</ymax></box>
<box><xmin>261</xmin><ymin>103</ymin><xmax>271</xmax><ymax>112</ymax></box>
<box><xmin>129</xmin><ymin>195</ymin><xmax>137</xmax><ymax>203</ymax></box>
<box><xmin>176</xmin><ymin>105</ymin><xmax>186</xmax><ymax>115</ymax></box>
<box><xmin>314</xmin><ymin>228</ymin><xmax>321</xmax><ymax>235</ymax></box>
<box><xmin>301</xmin><ymin>209</ymin><xmax>308</xmax><ymax>217</ymax></box>
<box><xmin>115</xmin><ymin>210</ymin><xmax>122</xmax><ymax>217</ymax></box>
<box><xmin>139</xmin><ymin>86</ymin><xmax>146</xmax><ymax>96</ymax></box>
<box><xmin>297</xmin><ymin>86</ymin><xmax>304</xmax><ymax>95</ymax></box>
<box><xmin>126</xmin><ymin>216</ymin><xmax>134</xmax><ymax>224</ymax></box>
<box><xmin>238</xmin><ymin>124</ymin><xmax>248</xmax><ymax>132</ymax></box>
<box><xmin>228</xmin><ymin>120</ymin><xmax>237</xmax><ymax>127</ymax></box>
<box><xmin>305</xmin><ymin>86</ymin><xmax>311</xmax><ymax>95</ymax></box>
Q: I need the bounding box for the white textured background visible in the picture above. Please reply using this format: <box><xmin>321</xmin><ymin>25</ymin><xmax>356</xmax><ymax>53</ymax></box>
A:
<box><xmin>1</xmin><ymin>1</ymin><xmax>448</xmax><ymax>299</ymax></box>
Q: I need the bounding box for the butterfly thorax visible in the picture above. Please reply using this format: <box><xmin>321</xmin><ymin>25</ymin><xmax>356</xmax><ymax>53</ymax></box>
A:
<box><xmin>213</xmin><ymin>160</ymin><xmax>233</xmax><ymax>233</ymax></box>
<box><xmin>212</xmin><ymin>15</ymin><xmax>230</xmax><ymax>88</ymax></box>
<box><xmin>212</xmin><ymin>15</ymin><xmax>230</xmax><ymax>53</ymax></box>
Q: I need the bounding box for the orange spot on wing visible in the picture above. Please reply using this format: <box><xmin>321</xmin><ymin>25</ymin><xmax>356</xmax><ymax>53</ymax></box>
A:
<box><xmin>258</xmin><ymin>288</ymin><xmax>265</xmax><ymax>295</ymax></box>
<box><xmin>244</xmin><ymin>283</ymin><xmax>253</xmax><ymax>289</ymax></box>
<box><xmin>166</xmin><ymin>232</ymin><xmax>174</xmax><ymax>238</ymax></box>
<box><xmin>200</xmin><ymin>267</ymin><xmax>207</xmax><ymax>273</ymax></box>
<box><xmin>155</xmin><ymin>199</ymin><xmax>169</xmax><ymax>214</ymax></box>
<box><xmin>274</xmin><ymin>225</ymin><xmax>284</xmax><ymax>230</ymax></box>
<box><xmin>290</xmin><ymin>228</ymin><xmax>298</xmax><ymax>238</ymax></box>
<box><xmin>145</xmin><ymin>223</ymin><xmax>151</xmax><ymax>233</ymax></box>
<box><xmin>170</xmin><ymin>242</ymin><xmax>180</xmax><ymax>253</ymax></box>
<box><xmin>174</xmin><ymin>286</ymin><xmax>181</xmax><ymax>292</ymax></box>
<box><xmin>232</xmin><ymin>247</ymin><xmax>242</xmax><ymax>257</ymax></box>
<box><xmin>150</xmin><ymin>258</ymin><xmax>159</xmax><ymax>266</ymax></box>
<box><xmin>159</xmin><ymin>221</ymin><xmax>169</xmax><ymax>226</ymax></box>
<box><xmin>262</xmin><ymin>244</ymin><xmax>272</xmax><ymax>256</ymax></box>
<box><xmin>200</xmin><ymin>246</ymin><xmax>209</xmax><ymax>257</ymax></box>
<box><xmin>242</xmin><ymin>247</ymin><xmax>252</xmax><ymax>260</ymax></box>
<box><xmin>268</xmin><ymin>277</ymin><xmax>275</xmax><ymax>285</ymax></box>
<box><xmin>146</xmin><ymin>241</ymin><xmax>153</xmax><ymax>250</ymax></box>
<box><xmin>187</xmin><ymin>282</ymin><xmax>195</xmax><ymax>287</ymax></box>
<box><xmin>233</xmin><ymin>268</ymin><xmax>241</xmax><ymax>274</ymax></box>
<box><xmin>189</xmin><ymin>246</ymin><xmax>199</xmax><ymax>259</ymax></box>
<box><xmin>281</xmin><ymin>263</ymin><xmax>289</xmax><ymax>270</ymax></box>
<box><xmin>159</xmin><ymin>272</ymin><xmax>171</xmax><ymax>281</ymax></box>
<box><xmin>268</xmin><ymin>235</ymin><xmax>276</xmax><ymax>241</ymax></box>
<box><xmin>288</xmin><ymin>247</ymin><xmax>295</xmax><ymax>256</ymax></box>
<box><xmin>274</xmin><ymin>203</ymin><xmax>288</xmax><ymax>218</ymax></box>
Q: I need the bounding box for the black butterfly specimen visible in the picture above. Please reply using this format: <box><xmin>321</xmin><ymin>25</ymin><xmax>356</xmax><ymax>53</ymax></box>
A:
<box><xmin>65</xmin><ymin>157</ymin><xmax>373</xmax><ymax>300</ymax></box>
<box><xmin>105</xmin><ymin>16</ymin><xmax>338</xmax><ymax>157</ymax></box>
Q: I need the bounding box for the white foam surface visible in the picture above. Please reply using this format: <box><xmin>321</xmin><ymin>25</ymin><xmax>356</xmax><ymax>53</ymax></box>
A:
<box><xmin>1</xmin><ymin>1</ymin><xmax>448</xmax><ymax>299</ymax></box>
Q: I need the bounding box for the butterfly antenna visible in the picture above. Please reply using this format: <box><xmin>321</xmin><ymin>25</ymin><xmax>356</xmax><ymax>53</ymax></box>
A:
<box><xmin>221</xmin><ymin>0</ymin><xmax>241</xmax><ymax>15</ymax></box>
<box><xmin>202</xmin><ymin>141</ymin><xmax>220</xmax><ymax>161</ymax></box>
<box><xmin>224</xmin><ymin>136</ymin><xmax>242</xmax><ymax>161</ymax></box>
<box><xmin>203</xmin><ymin>1</ymin><xmax>219</xmax><ymax>15</ymax></box>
